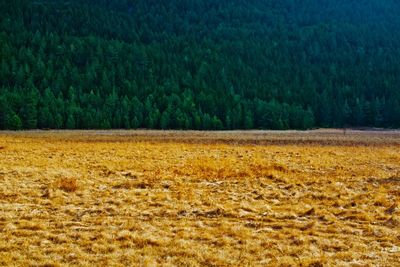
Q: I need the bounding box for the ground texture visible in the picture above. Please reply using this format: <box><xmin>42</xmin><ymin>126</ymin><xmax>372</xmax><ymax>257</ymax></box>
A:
<box><xmin>0</xmin><ymin>130</ymin><xmax>399</xmax><ymax>266</ymax></box>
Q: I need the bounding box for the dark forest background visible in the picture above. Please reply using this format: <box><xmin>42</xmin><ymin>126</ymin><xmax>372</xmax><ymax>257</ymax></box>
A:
<box><xmin>1</xmin><ymin>0</ymin><xmax>399</xmax><ymax>130</ymax></box>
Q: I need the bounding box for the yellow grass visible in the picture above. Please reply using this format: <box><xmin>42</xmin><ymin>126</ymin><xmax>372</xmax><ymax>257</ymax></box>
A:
<box><xmin>0</xmin><ymin>130</ymin><xmax>399</xmax><ymax>266</ymax></box>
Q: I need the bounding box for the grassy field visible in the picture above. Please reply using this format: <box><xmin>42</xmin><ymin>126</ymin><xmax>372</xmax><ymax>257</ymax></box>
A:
<box><xmin>0</xmin><ymin>130</ymin><xmax>399</xmax><ymax>266</ymax></box>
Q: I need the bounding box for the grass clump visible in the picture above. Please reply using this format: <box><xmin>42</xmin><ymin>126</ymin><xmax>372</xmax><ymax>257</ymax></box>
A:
<box><xmin>55</xmin><ymin>178</ymin><xmax>79</xmax><ymax>192</ymax></box>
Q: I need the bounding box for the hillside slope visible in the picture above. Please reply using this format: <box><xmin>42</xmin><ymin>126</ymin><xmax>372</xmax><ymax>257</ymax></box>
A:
<box><xmin>1</xmin><ymin>0</ymin><xmax>399</xmax><ymax>129</ymax></box>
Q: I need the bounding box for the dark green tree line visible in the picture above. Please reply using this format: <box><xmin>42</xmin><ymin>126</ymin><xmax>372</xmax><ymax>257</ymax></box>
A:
<box><xmin>0</xmin><ymin>0</ymin><xmax>399</xmax><ymax>130</ymax></box>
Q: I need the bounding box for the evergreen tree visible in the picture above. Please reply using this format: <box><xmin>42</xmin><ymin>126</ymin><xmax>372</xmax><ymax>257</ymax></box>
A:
<box><xmin>303</xmin><ymin>107</ymin><xmax>316</xmax><ymax>129</ymax></box>
<box><xmin>0</xmin><ymin>96</ymin><xmax>9</xmax><ymax>129</ymax></box>
<box><xmin>160</xmin><ymin>110</ymin><xmax>171</xmax><ymax>129</ymax></box>
<box><xmin>6</xmin><ymin>112</ymin><xmax>23</xmax><ymax>130</ymax></box>
<box><xmin>66</xmin><ymin>114</ymin><xmax>76</xmax><ymax>129</ymax></box>
<box><xmin>19</xmin><ymin>90</ymin><xmax>38</xmax><ymax>129</ymax></box>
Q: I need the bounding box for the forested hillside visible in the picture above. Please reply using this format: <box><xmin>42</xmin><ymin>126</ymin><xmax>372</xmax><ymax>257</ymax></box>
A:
<box><xmin>1</xmin><ymin>0</ymin><xmax>400</xmax><ymax>130</ymax></box>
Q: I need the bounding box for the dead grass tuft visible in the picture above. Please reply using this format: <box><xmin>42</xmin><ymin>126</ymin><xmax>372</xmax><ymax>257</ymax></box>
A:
<box><xmin>112</xmin><ymin>181</ymin><xmax>151</xmax><ymax>190</ymax></box>
<box><xmin>180</xmin><ymin>156</ymin><xmax>288</xmax><ymax>179</ymax></box>
<box><xmin>307</xmin><ymin>261</ymin><xmax>324</xmax><ymax>267</ymax></box>
<box><xmin>55</xmin><ymin>178</ymin><xmax>79</xmax><ymax>192</ymax></box>
<box><xmin>385</xmin><ymin>204</ymin><xmax>397</xmax><ymax>215</ymax></box>
<box><xmin>300</xmin><ymin>207</ymin><xmax>316</xmax><ymax>217</ymax></box>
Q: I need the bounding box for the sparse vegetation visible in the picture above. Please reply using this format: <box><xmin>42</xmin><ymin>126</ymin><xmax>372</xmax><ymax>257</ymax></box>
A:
<box><xmin>0</xmin><ymin>130</ymin><xmax>399</xmax><ymax>266</ymax></box>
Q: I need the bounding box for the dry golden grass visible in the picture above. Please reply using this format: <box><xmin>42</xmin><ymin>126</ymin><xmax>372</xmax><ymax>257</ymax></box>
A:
<box><xmin>0</xmin><ymin>130</ymin><xmax>399</xmax><ymax>266</ymax></box>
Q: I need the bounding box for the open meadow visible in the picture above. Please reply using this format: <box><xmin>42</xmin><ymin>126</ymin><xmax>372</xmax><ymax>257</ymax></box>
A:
<box><xmin>0</xmin><ymin>130</ymin><xmax>399</xmax><ymax>266</ymax></box>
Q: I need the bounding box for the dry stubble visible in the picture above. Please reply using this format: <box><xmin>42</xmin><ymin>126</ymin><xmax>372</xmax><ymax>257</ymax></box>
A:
<box><xmin>0</xmin><ymin>130</ymin><xmax>399</xmax><ymax>266</ymax></box>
